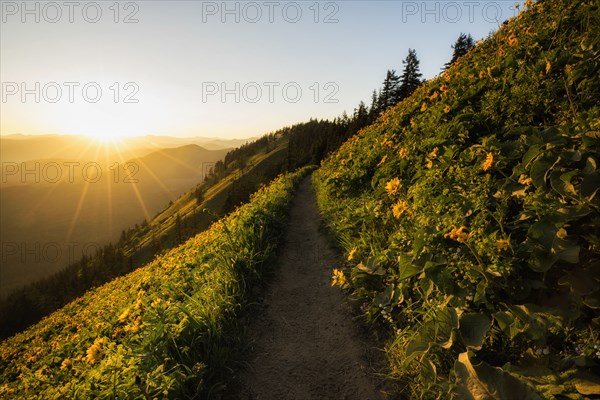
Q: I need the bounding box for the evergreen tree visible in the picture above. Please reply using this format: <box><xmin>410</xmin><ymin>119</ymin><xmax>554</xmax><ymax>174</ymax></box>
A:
<box><xmin>380</xmin><ymin>69</ymin><xmax>401</xmax><ymax>112</ymax></box>
<box><xmin>349</xmin><ymin>101</ymin><xmax>369</xmax><ymax>134</ymax></box>
<box><xmin>398</xmin><ymin>48</ymin><xmax>423</xmax><ymax>101</ymax></box>
<box><xmin>444</xmin><ymin>33</ymin><xmax>475</xmax><ymax>70</ymax></box>
<box><xmin>369</xmin><ymin>89</ymin><xmax>379</xmax><ymax>121</ymax></box>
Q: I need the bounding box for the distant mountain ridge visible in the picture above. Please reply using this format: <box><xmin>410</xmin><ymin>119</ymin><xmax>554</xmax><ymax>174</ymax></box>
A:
<box><xmin>0</xmin><ymin>134</ymin><xmax>255</xmax><ymax>163</ymax></box>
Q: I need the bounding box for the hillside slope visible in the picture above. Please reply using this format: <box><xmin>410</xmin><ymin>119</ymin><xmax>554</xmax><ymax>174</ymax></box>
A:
<box><xmin>0</xmin><ymin>144</ymin><xmax>229</xmax><ymax>296</ymax></box>
<box><xmin>0</xmin><ymin>136</ymin><xmax>288</xmax><ymax>339</ymax></box>
<box><xmin>0</xmin><ymin>166</ymin><xmax>313</xmax><ymax>398</ymax></box>
<box><xmin>314</xmin><ymin>0</ymin><xmax>599</xmax><ymax>398</ymax></box>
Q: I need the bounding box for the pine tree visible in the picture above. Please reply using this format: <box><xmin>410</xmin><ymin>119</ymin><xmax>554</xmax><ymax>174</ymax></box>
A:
<box><xmin>369</xmin><ymin>89</ymin><xmax>379</xmax><ymax>121</ymax></box>
<box><xmin>349</xmin><ymin>101</ymin><xmax>369</xmax><ymax>134</ymax></box>
<box><xmin>379</xmin><ymin>69</ymin><xmax>401</xmax><ymax>112</ymax></box>
<box><xmin>398</xmin><ymin>49</ymin><xmax>423</xmax><ymax>101</ymax></box>
<box><xmin>444</xmin><ymin>33</ymin><xmax>475</xmax><ymax>70</ymax></box>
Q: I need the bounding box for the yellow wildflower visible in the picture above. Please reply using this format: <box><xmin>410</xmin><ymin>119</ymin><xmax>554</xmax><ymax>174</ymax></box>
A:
<box><xmin>496</xmin><ymin>239</ymin><xmax>510</xmax><ymax>251</ymax></box>
<box><xmin>428</xmin><ymin>147</ymin><xmax>439</xmax><ymax>159</ymax></box>
<box><xmin>445</xmin><ymin>226</ymin><xmax>470</xmax><ymax>243</ymax></box>
<box><xmin>429</xmin><ymin>91</ymin><xmax>439</xmax><ymax>100</ymax></box>
<box><xmin>85</xmin><ymin>338</ymin><xmax>105</xmax><ymax>364</ymax></box>
<box><xmin>124</xmin><ymin>317</ymin><xmax>142</xmax><ymax>334</ymax></box>
<box><xmin>518</xmin><ymin>174</ymin><xmax>533</xmax><ymax>186</ymax></box>
<box><xmin>524</xmin><ymin>0</ymin><xmax>533</xmax><ymax>8</ymax></box>
<box><xmin>439</xmin><ymin>84</ymin><xmax>448</xmax><ymax>93</ymax></box>
<box><xmin>398</xmin><ymin>148</ymin><xmax>408</xmax><ymax>158</ymax></box>
<box><xmin>545</xmin><ymin>59</ymin><xmax>552</xmax><ymax>75</ymax></box>
<box><xmin>410</xmin><ymin>118</ymin><xmax>416</xmax><ymax>128</ymax></box>
<box><xmin>331</xmin><ymin>269</ymin><xmax>348</xmax><ymax>288</ymax></box>
<box><xmin>479</xmin><ymin>70</ymin><xmax>487</xmax><ymax>79</ymax></box>
<box><xmin>508</xmin><ymin>34</ymin><xmax>518</xmax><ymax>47</ymax></box>
<box><xmin>386</xmin><ymin>178</ymin><xmax>401</xmax><ymax>196</ymax></box>
<box><xmin>392</xmin><ymin>201</ymin><xmax>409</xmax><ymax>219</ymax></box>
<box><xmin>347</xmin><ymin>248</ymin><xmax>357</xmax><ymax>261</ymax></box>
<box><xmin>377</xmin><ymin>155</ymin><xmax>387</xmax><ymax>167</ymax></box>
<box><xmin>118</xmin><ymin>308</ymin><xmax>130</xmax><ymax>323</ymax></box>
<box><xmin>444</xmin><ymin>105</ymin><xmax>451</xmax><ymax>113</ymax></box>
<box><xmin>60</xmin><ymin>358</ymin><xmax>72</xmax><ymax>370</ymax></box>
<box><xmin>151</xmin><ymin>298</ymin><xmax>162</xmax><ymax>307</ymax></box>
<box><xmin>482</xmin><ymin>152</ymin><xmax>494</xmax><ymax>171</ymax></box>
<box><xmin>565</xmin><ymin>64</ymin><xmax>572</xmax><ymax>75</ymax></box>
<box><xmin>420</xmin><ymin>102</ymin><xmax>427</xmax><ymax>112</ymax></box>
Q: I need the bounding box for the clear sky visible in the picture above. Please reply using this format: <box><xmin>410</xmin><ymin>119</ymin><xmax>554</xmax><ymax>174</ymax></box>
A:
<box><xmin>1</xmin><ymin>0</ymin><xmax>523</xmax><ymax>139</ymax></box>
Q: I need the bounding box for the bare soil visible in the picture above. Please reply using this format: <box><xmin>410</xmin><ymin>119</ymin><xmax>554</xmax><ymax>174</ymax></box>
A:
<box><xmin>224</xmin><ymin>176</ymin><xmax>383</xmax><ymax>400</ymax></box>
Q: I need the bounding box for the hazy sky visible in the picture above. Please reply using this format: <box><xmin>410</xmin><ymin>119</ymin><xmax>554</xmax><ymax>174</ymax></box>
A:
<box><xmin>1</xmin><ymin>1</ymin><xmax>523</xmax><ymax>139</ymax></box>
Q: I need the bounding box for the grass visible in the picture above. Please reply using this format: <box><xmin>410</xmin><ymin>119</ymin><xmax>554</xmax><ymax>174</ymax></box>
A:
<box><xmin>0</xmin><ymin>166</ymin><xmax>313</xmax><ymax>399</ymax></box>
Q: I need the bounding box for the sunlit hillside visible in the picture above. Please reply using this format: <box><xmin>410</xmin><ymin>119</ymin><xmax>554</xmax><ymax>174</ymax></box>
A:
<box><xmin>315</xmin><ymin>0</ymin><xmax>599</xmax><ymax>397</ymax></box>
<box><xmin>0</xmin><ymin>166</ymin><xmax>312</xmax><ymax>398</ymax></box>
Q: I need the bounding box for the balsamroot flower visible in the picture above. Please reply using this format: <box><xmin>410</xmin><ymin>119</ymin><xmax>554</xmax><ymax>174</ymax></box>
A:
<box><xmin>331</xmin><ymin>269</ymin><xmax>348</xmax><ymax>288</ymax></box>
<box><xmin>386</xmin><ymin>178</ymin><xmax>401</xmax><ymax>196</ymax></box>
<box><xmin>392</xmin><ymin>201</ymin><xmax>409</xmax><ymax>219</ymax></box>
<box><xmin>483</xmin><ymin>152</ymin><xmax>494</xmax><ymax>171</ymax></box>
<box><xmin>445</xmin><ymin>226</ymin><xmax>471</xmax><ymax>243</ymax></box>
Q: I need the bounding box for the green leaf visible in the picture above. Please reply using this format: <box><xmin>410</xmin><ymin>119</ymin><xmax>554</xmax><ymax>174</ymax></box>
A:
<box><xmin>573</xmin><ymin>370</ymin><xmax>600</xmax><ymax>396</ymax></box>
<box><xmin>540</xmin><ymin>127</ymin><xmax>560</xmax><ymax>143</ymax></box>
<box><xmin>405</xmin><ymin>307</ymin><xmax>458</xmax><ymax>360</ymax></box>
<box><xmin>398</xmin><ymin>253</ymin><xmax>421</xmax><ymax>280</ymax></box>
<box><xmin>460</xmin><ymin>313</ymin><xmax>492</xmax><ymax>350</ymax></box>
<box><xmin>549</xmin><ymin>171</ymin><xmax>574</xmax><ymax>197</ymax></box>
<box><xmin>522</xmin><ymin>145</ymin><xmax>542</xmax><ymax>168</ymax></box>
<box><xmin>583</xmin><ymin>292</ymin><xmax>600</xmax><ymax>309</ymax></box>
<box><xmin>582</xmin><ymin>130</ymin><xmax>600</xmax><ymax>147</ymax></box>
<box><xmin>530</xmin><ymin>159</ymin><xmax>552</xmax><ymax>188</ymax></box>
<box><xmin>454</xmin><ymin>352</ymin><xmax>542</xmax><ymax>400</ymax></box>
<box><xmin>558</xmin><ymin>270</ymin><xmax>599</xmax><ymax>296</ymax></box>
<box><xmin>581</xmin><ymin>173</ymin><xmax>600</xmax><ymax>200</ymax></box>
<box><xmin>528</xmin><ymin>221</ymin><xmax>557</xmax><ymax>250</ymax></box>
<box><xmin>374</xmin><ymin>284</ymin><xmax>395</xmax><ymax>307</ymax></box>
<box><xmin>356</xmin><ymin>257</ymin><xmax>386</xmax><ymax>276</ymax></box>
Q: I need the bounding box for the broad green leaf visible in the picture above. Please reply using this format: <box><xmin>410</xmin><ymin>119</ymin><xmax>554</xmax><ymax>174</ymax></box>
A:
<box><xmin>374</xmin><ymin>284</ymin><xmax>395</xmax><ymax>307</ymax></box>
<box><xmin>460</xmin><ymin>313</ymin><xmax>492</xmax><ymax>350</ymax></box>
<box><xmin>581</xmin><ymin>173</ymin><xmax>600</xmax><ymax>200</ymax></box>
<box><xmin>405</xmin><ymin>307</ymin><xmax>458</xmax><ymax>360</ymax></box>
<box><xmin>550</xmin><ymin>171</ymin><xmax>575</xmax><ymax>197</ymax></box>
<box><xmin>572</xmin><ymin>370</ymin><xmax>600</xmax><ymax>396</ymax></box>
<box><xmin>522</xmin><ymin>145</ymin><xmax>542</xmax><ymax>168</ymax></box>
<box><xmin>583</xmin><ymin>292</ymin><xmax>600</xmax><ymax>309</ymax></box>
<box><xmin>583</xmin><ymin>130</ymin><xmax>600</xmax><ymax>147</ymax></box>
<box><xmin>541</xmin><ymin>127</ymin><xmax>560</xmax><ymax>143</ymax></box>
<box><xmin>583</xmin><ymin>157</ymin><xmax>597</xmax><ymax>174</ymax></box>
<box><xmin>558</xmin><ymin>270</ymin><xmax>599</xmax><ymax>296</ymax></box>
<box><xmin>530</xmin><ymin>159</ymin><xmax>551</xmax><ymax>188</ymax></box>
<box><xmin>356</xmin><ymin>257</ymin><xmax>386</xmax><ymax>276</ymax></box>
<box><xmin>454</xmin><ymin>352</ymin><xmax>542</xmax><ymax>400</ymax></box>
<box><xmin>528</xmin><ymin>221</ymin><xmax>557</xmax><ymax>250</ymax></box>
<box><xmin>398</xmin><ymin>253</ymin><xmax>421</xmax><ymax>280</ymax></box>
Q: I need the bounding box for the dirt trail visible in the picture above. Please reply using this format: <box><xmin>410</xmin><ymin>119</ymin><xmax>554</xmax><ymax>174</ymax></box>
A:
<box><xmin>225</xmin><ymin>176</ymin><xmax>382</xmax><ymax>400</ymax></box>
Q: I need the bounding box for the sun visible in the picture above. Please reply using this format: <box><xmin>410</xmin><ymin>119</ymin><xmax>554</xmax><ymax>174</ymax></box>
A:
<box><xmin>84</xmin><ymin>131</ymin><xmax>126</xmax><ymax>146</ymax></box>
